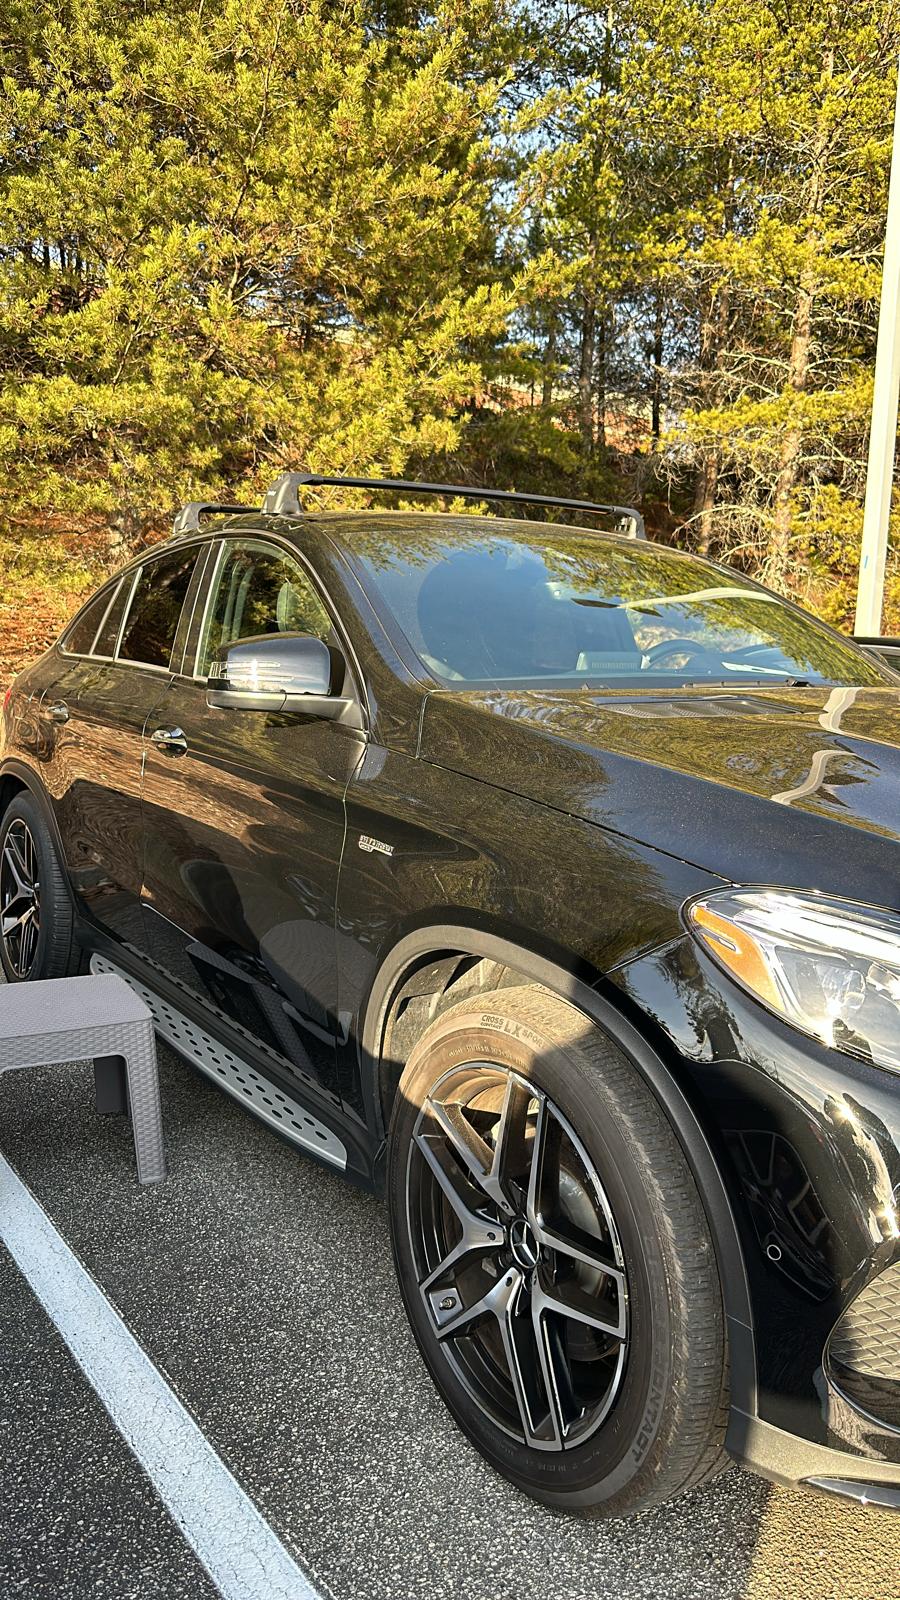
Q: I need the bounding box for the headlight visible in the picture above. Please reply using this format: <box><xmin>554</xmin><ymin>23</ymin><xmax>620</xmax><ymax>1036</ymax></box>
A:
<box><xmin>685</xmin><ymin>888</ymin><xmax>900</xmax><ymax>1074</ymax></box>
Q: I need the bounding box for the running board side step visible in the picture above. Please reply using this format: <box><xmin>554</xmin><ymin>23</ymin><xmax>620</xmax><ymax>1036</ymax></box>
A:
<box><xmin>90</xmin><ymin>955</ymin><xmax>347</xmax><ymax>1170</ymax></box>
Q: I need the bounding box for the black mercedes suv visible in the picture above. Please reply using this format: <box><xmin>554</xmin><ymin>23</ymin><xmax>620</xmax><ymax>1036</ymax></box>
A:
<box><xmin>3</xmin><ymin>470</ymin><xmax>900</xmax><ymax>1517</ymax></box>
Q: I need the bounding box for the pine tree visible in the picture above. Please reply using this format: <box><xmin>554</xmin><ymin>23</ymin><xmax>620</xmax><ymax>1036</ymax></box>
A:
<box><xmin>0</xmin><ymin>0</ymin><xmax>513</xmax><ymax>549</ymax></box>
<box><xmin>3</xmin><ymin>0</ymin><xmax>900</xmax><ymax>664</ymax></box>
<box><xmin>622</xmin><ymin>0</ymin><xmax>899</xmax><ymax>610</ymax></box>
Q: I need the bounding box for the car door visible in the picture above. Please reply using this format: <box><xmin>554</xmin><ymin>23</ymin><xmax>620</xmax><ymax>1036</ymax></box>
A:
<box><xmin>140</xmin><ymin>536</ymin><xmax>366</xmax><ymax>1102</ymax></box>
<box><xmin>39</xmin><ymin>542</ymin><xmax>205</xmax><ymax>950</ymax></box>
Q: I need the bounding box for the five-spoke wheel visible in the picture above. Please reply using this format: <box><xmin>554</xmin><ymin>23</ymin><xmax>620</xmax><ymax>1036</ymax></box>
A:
<box><xmin>389</xmin><ymin>985</ymin><xmax>728</xmax><ymax>1514</ymax></box>
<box><xmin>0</xmin><ymin>794</ymin><xmax>80</xmax><ymax>984</ymax></box>
<box><xmin>0</xmin><ymin>816</ymin><xmax>41</xmax><ymax>977</ymax></box>
<box><xmin>407</xmin><ymin>1063</ymin><xmax>628</xmax><ymax>1451</ymax></box>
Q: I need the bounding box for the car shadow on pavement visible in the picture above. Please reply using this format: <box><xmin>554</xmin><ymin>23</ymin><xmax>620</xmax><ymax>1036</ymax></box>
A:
<box><xmin>1</xmin><ymin>1043</ymin><xmax>898</xmax><ymax>1600</ymax></box>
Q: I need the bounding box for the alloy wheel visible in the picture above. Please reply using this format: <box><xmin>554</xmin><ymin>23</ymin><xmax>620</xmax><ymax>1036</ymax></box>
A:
<box><xmin>405</xmin><ymin>1063</ymin><xmax>629</xmax><ymax>1451</ymax></box>
<box><xmin>0</xmin><ymin>818</ymin><xmax>41</xmax><ymax>977</ymax></box>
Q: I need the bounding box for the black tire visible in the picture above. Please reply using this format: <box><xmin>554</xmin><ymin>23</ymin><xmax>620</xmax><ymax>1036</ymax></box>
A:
<box><xmin>387</xmin><ymin>984</ymin><xmax>728</xmax><ymax>1516</ymax></box>
<box><xmin>0</xmin><ymin>792</ymin><xmax>81</xmax><ymax>983</ymax></box>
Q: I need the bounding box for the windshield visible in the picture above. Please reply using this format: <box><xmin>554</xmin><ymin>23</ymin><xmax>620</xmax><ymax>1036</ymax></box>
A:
<box><xmin>349</xmin><ymin>519</ymin><xmax>892</xmax><ymax>691</ymax></box>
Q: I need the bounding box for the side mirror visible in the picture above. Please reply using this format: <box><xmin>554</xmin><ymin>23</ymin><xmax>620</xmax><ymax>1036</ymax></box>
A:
<box><xmin>853</xmin><ymin>635</ymin><xmax>900</xmax><ymax>672</ymax></box>
<box><xmin>206</xmin><ymin>633</ymin><xmax>359</xmax><ymax>723</ymax></box>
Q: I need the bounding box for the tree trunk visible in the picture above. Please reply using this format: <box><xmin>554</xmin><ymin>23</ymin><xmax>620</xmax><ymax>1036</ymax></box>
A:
<box><xmin>650</xmin><ymin>291</ymin><xmax>664</xmax><ymax>444</ymax></box>
<box><xmin>595</xmin><ymin>316</ymin><xmax>607</xmax><ymax>453</ymax></box>
<box><xmin>541</xmin><ymin>323</ymin><xmax>556</xmax><ymax>409</ymax></box>
<box><xmin>770</xmin><ymin>282</ymin><xmax>815</xmax><ymax>584</ymax></box>
<box><xmin>578</xmin><ymin>293</ymin><xmax>595</xmax><ymax>451</ymax></box>
<box><xmin>769</xmin><ymin>49</ymin><xmax>833</xmax><ymax>588</ymax></box>
<box><xmin>692</xmin><ymin>277</ymin><xmax>729</xmax><ymax>554</ymax></box>
<box><xmin>693</xmin><ymin>450</ymin><xmax>719</xmax><ymax>557</ymax></box>
<box><xmin>106</xmin><ymin>518</ymin><xmax>132</xmax><ymax>563</ymax></box>
<box><xmin>690</xmin><ymin>150</ymin><xmax>735</xmax><ymax>556</ymax></box>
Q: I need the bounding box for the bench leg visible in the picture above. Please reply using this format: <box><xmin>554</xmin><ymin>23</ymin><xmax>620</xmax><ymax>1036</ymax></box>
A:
<box><xmin>123</xmin><ymin>1028</ymin><xmax>166</xmax><ymax>1185</ymax></box>
<box><xmin>94</xmin><ymin>1055</ymin><xmax>128</xmax><ymax>1115</ymax></box>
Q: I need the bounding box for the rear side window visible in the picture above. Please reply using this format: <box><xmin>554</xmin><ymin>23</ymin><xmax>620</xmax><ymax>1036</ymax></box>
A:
<box><xmin>118</xmin><ymin>547</ymin><xmax>200</xmax><ymax>669</ymax></box>
<box><xmin>62</xmin><ymin>587</ymin><xmax>117</xmax><ymax>656</ymax></box>
<box><xmin>92</xmin><ymin>579</ymin><xmax>129</xmax><ymax>657</ymax></box>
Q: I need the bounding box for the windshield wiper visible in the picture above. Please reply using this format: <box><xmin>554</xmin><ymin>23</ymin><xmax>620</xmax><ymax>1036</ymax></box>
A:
<box><xmin>670</xmin><ymin>676</ymin><xmax>816</xmax><ymax>689</ymax></box>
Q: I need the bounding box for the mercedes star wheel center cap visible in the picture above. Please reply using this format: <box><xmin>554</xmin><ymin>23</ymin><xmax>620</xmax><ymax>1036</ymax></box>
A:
<box><xmin>509</xmin><ymin>1216</ymin><xmax>540</xmax><ymax>1271</ymax></box>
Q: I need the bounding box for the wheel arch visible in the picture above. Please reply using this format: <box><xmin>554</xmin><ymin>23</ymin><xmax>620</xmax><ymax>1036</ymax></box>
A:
<box><xmin>363</xmin><ymin>923</ymin><xmax>757</xmax><ymax>1418</ymax></box>
<box><xmin>0</xmin><ymin>768</ymin><xmax>26</xmax><ymax>817</ymax></box>
<box><xmin>0</xmin><ymin>760</ymin><xmax>68</xmax><ymax>865</ymax></box>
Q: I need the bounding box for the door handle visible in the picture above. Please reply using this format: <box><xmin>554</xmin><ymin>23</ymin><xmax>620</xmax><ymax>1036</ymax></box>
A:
<box><xmin>150</xmin><ymin>725</ymin><xmax>188</xmax><ymax>755</ymax></box>
<box><xmin>47</xmin><ymin>701</ymin><xmax>69</xmax><ymax>725</ymax></box>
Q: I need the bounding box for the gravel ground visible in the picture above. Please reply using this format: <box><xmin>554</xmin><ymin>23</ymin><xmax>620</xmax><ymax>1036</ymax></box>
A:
<box><xmin>1</xmin><ymin>1044</ymin><xmax>898</xmax><ymax>1600</ymax></box>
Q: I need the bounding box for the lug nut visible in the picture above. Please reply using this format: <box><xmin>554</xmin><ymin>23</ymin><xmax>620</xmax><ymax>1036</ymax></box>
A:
<box><xmin>439</xmin><ymin>1295</ymin><xmax>456</xmax><ymax>1310</ymax></box>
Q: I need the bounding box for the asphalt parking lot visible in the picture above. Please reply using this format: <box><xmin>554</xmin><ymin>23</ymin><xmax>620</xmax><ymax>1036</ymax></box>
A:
<box><xmin>2</xmin><ymin>1044</ymin><xmax>900</xmax><ymax>1600</ymax></box>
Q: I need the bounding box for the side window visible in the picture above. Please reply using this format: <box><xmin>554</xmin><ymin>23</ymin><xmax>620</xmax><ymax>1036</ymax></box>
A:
<box><xmin>118</xmin><ymin>547</ymin><xmax>200</xmax><ymax>670</ymax></box>
<box><xmin>61</xmin><ymin>585</ymin><xmax>118</xmax><ymax>657</ymax></box>
<box><xmin>197</xmin><ymin>542</ymin><xmax>333</xmax><ymax>677</ymax></box>
<box><xmin>92</xmin><ymin>578</ymin><xmax>129</xmax><ymax>658</ymax></box>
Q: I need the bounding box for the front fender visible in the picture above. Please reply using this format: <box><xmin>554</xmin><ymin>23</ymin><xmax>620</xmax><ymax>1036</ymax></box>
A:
<box><xmin>360</xmin><ymin>922</ymin><xmax>757</xmax><ymax>1423</ymax></box>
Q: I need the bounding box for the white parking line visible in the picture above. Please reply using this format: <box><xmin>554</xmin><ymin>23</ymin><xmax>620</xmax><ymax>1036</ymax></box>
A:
<box><xmin>0</xmin><ymin>1152</ymin><xmax>327</xmax><ymax>1600</ymax></box>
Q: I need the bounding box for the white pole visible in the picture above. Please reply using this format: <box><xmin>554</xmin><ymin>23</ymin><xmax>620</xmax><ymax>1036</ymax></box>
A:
<box><xmin>855</xmin><ymin>59</ymin><xmax>900</xmax><ymax>637</ymax></box>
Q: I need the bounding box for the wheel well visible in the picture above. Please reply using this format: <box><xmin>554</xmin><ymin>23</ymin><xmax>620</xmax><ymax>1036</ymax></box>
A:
<box><xmin>370</xmin><ymin>927</ymin><xmax>757</xmax><ymax>1421</ymax></box>
<box><xmin>0</xmin><ymin>772</ymin><xmax>26</xmax><ymax>820</ymax></box>
<box><xmin>379</xmin><ymin>950</ymin><xmax>548</xmax><ymax>1124</ymax></box>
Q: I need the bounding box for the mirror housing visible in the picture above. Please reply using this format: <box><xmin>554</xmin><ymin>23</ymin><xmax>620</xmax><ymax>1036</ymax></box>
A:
<box><xmin>206</xmin><ymin>633</ymin><xmax>359</xmax><ymax>723</ymax></box>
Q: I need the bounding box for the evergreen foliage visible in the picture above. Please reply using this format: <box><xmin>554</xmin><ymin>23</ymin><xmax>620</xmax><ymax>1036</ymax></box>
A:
<box><xmin>1</xmin><ymin>0</ymin><xmax>899</xmax><ymax>652</ymax></box>
<box><xmin>504</xmin><ymin>0</ymin><xmax>900</xmax><ymax>624</ymax></box>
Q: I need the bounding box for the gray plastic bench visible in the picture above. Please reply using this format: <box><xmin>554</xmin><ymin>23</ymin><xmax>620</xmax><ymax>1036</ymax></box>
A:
<box><xmin>0</xmin><ymin>973</ymin><xmax>166</xmax><ymax>1184</ymax></box>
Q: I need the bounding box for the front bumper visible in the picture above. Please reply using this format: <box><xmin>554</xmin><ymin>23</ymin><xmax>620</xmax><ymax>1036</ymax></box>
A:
<box><xmin>613</xmin><ymin>935</ymin><xmax>900</xmax><ymax>1500</ymax></box>
<box><xmin>730</xmin><ymin>1411</ymin><xmax>900</xmax><ymax>1510</ymax></box>
<box><xmin>828</xmin><ymin>1261</ymin><xmax>900</xmax><ymax>1434</ymax></box>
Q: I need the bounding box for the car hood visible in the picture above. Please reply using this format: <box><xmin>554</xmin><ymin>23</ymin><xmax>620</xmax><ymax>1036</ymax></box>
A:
<box><xmin>420</xmin><ymin>684</ymin><xmax>900</xmax><ymax>905</ymax></box>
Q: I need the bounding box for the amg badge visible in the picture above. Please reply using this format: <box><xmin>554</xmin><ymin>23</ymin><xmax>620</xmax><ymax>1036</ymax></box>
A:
<box><xmin>358</xmin><ymin>834</ymin><xmax>394</xmax><ymax>857</ymax></box>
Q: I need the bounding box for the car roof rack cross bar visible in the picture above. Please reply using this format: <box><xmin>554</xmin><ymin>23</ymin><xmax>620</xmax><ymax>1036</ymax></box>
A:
<box><xmin>262</xmin><ymin>471</ymin><xmax>645</xmax><ymax>538</ymax></box>
<box><xmin>172</xmin><ymin>502</ymin><xmax>258</xmax><ymax>537</ymax></box>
